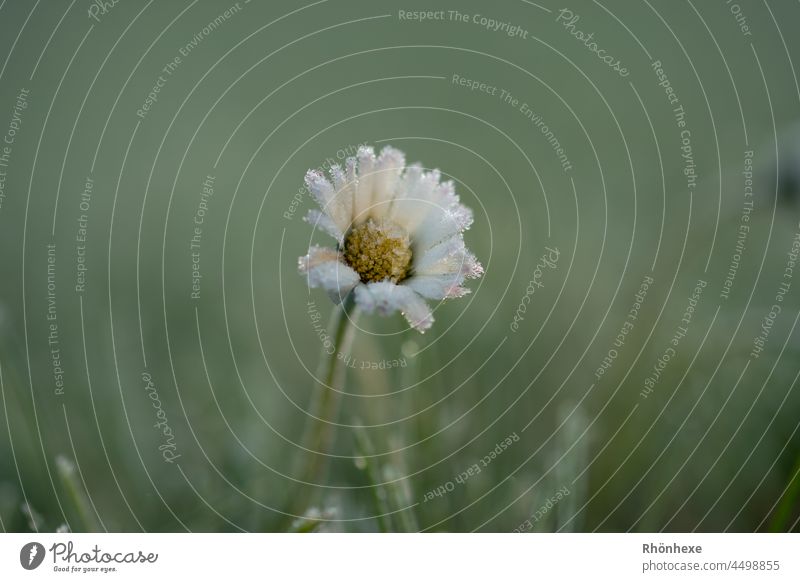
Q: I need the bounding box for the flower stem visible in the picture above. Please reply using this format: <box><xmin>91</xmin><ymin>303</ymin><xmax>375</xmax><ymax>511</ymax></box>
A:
<box><xmin>291</xmin><ymin>292</ymin><xmax>359</xmax><ymax>518</ymax></box>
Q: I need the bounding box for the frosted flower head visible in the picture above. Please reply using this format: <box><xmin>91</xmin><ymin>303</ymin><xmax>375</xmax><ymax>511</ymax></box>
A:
<box><xmin>298</xmin><ymin>145</ymin><xmax>483</xmax><ymax>332</ymax></box>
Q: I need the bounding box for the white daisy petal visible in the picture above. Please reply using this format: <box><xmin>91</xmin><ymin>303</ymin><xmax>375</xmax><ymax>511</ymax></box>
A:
<box><xmin>352</xmin><ymin>146</ymin><xmax>376</xmax><ymax>223</ymax></box>
<box><xmin>304</xmin><ymin>169</ymin><xmax>333</xmax><ymax>209</ymax></box>
<box><xmin>412</xmin><ymin>205</ymin><xmax>474</xmax><ymax>251</ymax></box>
<box><xmin>415</xmin><ymin>238</ymin><xmax>483</xmax><ymax>279</ymax></box>
<box><xmin>430</xmin><ymin>178</ymin><xmax>459</xmax><ymax>209</ymax></box>
<box><xmin>389</xmin><ymin>165</ymin><xmax>440</xmax><ymax>233</ymax></box>
<box><xmin>460</xmin><ymin>250</ymin><xmax>484</xmax><ymax>279</ymax></box>
<box><xmin>329</xmin><ymin>163</ymin><xmax>354</xmax><ymax>228</ymax></box>
<box><xmin>400</xmin><ymin>163</ymin><xmax>424</xmax><ymax>191</ymax></box>
<box><xmin>404</xmin><ymin>275</ymin><xmax>470</xmax><ymax>300</ymax></box>
<box><xmin>398</xmin><ymin>290</ymin><xmax>435</xmax><ymax>332</ymax></box>
<box><xmin>298</xmin><ymin>246</ymin><xmax>360</xmax><ymax>303</ymax></box>
<box><xmin>305</xmin><ymin>169</ymin><xmax>349</xmax><ymax>233</ymax></box>
<box><xmin>369</xmin><ymin>146</ymin><xmax>406</xmax><ymax>220</ymax></box>
<box><xmin>414</xmin><ymin>237</ymin><xmax>467</xmax><ymax>274</ymax></box>
<box><xmin>303</xmin><ymin>209</ymin><xmax>344</xmax><ymax>243</ymax></box>
<box><xmin>355</xmin><ymin>282</ymin><xmax>434</xmax><ymax>332</ymax></box>
<box><xmin>407</xmin><ymin>238</ymin><xmax>482</xmax><ymax>300</ymax></box>
<box><xmin>353</xmin><ymin>280</ymin><xmax>398</xmax><ymax>315</ymax></box>
<box><xmin>344</xmin><ymin>156</ymin><xmax>358</xmax><ymax>219</ymax></box>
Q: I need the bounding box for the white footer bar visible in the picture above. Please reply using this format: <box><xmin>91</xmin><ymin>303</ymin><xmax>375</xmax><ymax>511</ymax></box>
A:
<box><xmin>1</xmin><ymin>533</ymin><xmax>797</xmax><ymax>581</ymax></box>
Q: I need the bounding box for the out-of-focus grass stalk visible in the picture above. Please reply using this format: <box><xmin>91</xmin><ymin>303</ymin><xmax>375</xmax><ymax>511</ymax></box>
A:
<box><xmin>554</xmin><ymin>404</ymin><xmax>587</xmax><ymax>533</ymax></box>
<box><xmin>769</xmin><ymin>455</ymin><xmax>800</xmax><ymax>532</ymax></box>
<box><xmin>288</xmin><ymin>507</ymin><xmax>334</xmax><ymax>533</ymax></box>
<box><xmin>289</xmin><ymin>516</ymin><xmax>325</xmax><ymax>533</ymax></box>
<box><xmin>394</xmin><ymin>341</ymin><xmax>422</xmax><ymax>532</ymax></box>
<box><xmin>291</xmin><ymin>293</ymin><xmax>359</xmax><ymax>519</ymax></box>
<box><xmin>383</xmin><ymin>462</ymin><xmax>419</xmax><ymax>532</ymax></box>
<box><xmin>353</xmin><ymin>423</ymin><xmax>393</xmax><ymax>532</ymax></box>
<box><xmin>56</xmin><ymin>455</ymin><xmax>101</xmax><ymax>532</ymax></box>
<box><xmin>20</xmin><ymin>501</ymin><xmax>44</xmax><ymax>532</ymax></box>
<box><xmin>400</xmin><ymin>340</ymin><xmax>420</xmax><ymax>440</ymax></box>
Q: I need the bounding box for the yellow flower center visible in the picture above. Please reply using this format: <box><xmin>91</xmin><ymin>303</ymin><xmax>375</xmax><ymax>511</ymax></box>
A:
<box><xmin>343</xmin><ymin>219</ymin><xmax>412</xmax><ymax>283</ymax></box>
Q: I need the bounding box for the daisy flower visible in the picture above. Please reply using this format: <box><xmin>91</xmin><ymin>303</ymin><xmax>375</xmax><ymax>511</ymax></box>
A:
<box><xmin>298</xmin><ymin>145</ymin><xmax>483</xmax><ymax>332</ymax></box>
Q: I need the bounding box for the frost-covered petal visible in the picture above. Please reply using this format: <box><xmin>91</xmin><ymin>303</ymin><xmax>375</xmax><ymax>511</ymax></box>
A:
<box><xmin>411</xmin><ymin>204</ymin><xmax>474</xmax><ymax>251</ymax></box>
<box><xmin>460</xmin><ymin>250</ymin><xmax>483</xmax><ymax>279</ymax></box>
<box><xmin>298</xmin><ymin>246</ymin><xmax>360</xmax><ymax>303</ymax></box>
<box><xmin>415</xmin><ymin>238</ymin><xmax>484</xmax><ymax>280</ymax></box>
<box><xmin>414</xmin><ymin>237</ymin><xmax>466</xmax><ymax>274</ymax></box>
<box><xmin>353</xmin><ymin>280</ymin><xmax>401</xmax><ymax>315</ymax></box>
<box><xmin>405</xmin><ymin>239</ymin><xmax>482</xmax><ymax>300</ymax></box>
<box><xmin>344</xmin><ymin>156</ymin><xmax>358</xmax><ymax>206</ymax></box>
<box><xmin>369</xmin><ymin>146</ymin><xmax>406</xmax><ymax>220</ymax></box>
<box><xmin>396</xmin><ymin>176</ymin><xmax>475</xmax><ymax>250</ymax></box>
<box><xmin>329</xmin><ymin>163</ymin><xmax>355</xmax><ymax>228</ymax></box>
<box><xmin>355</xmin><ymin>281</ymin><xmax>434</xmax><ymax>332</ymax></box>
<box><xmin>352</xmin><ymin>146</ymin><xmax>376</xmax><ymax>223</ymax></box>
<box><xmin>388</xmin><ymin>165</ymin><xmax>441</xmax><ymax>233</ymax></box>
<box><xmin>305</xmin><ymin>170</ymin><xmax>349</xmax><ymax>233</ymax></box>
<box><xmin>403</xmin><ymin>275</ymin><xmax>470</xmax><ymax>300</ymax></box>
<box><xmin>429</xmin><ymin>178</ymin><xmax>461</xmax><ymax>210</ymax></box>
<box><xmin>303</xmin><ymin>209</ymin><xmax>344</xmax><ymax>243</ymax></box>
<box><xmin>397</xmin><ymin>292</ymin><xmax>435</xmax><ymax>332</ymax></box>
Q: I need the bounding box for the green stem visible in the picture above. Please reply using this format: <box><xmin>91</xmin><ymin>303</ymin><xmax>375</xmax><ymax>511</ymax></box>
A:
<box><xmin>290</xmin><ymin>293</ymin><xmax>359</xmax><ymax>519</ymax></box>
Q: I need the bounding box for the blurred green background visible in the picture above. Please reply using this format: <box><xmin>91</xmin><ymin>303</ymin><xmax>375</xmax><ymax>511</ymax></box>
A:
<box><xmin>1</xmin><ymin>0</ymin><xmax>799</xmax><ymax>532</ymax></box>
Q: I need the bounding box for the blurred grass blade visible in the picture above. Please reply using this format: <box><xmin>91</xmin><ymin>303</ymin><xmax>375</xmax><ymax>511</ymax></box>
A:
<box><xmin>769</xmin><ymin>455</ymin><xmax>800</xmax><ymax>532</ymax></box>
<box><xmin>382</xmin><ymin>463</ymin><xmax>419</xmax><ymax>532</ymax></box>
<box><xmin>20</xmin><ymin>501</ymin><xmax>44</xmax><ymax>532</ymax></box>
<box><xmin>352</xmin><ymin>422</ymin><xmax>393</xmax><ymax>532</ymax></box>
<box><xmin>56</xmin><ymin>455</ymin><xmax>101</xmax><ymax>532</ymax></box>
<box><xmin>288</xmin><ymin>507</ymin><xmax>334</xmax><ymax>533</ymax></box>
